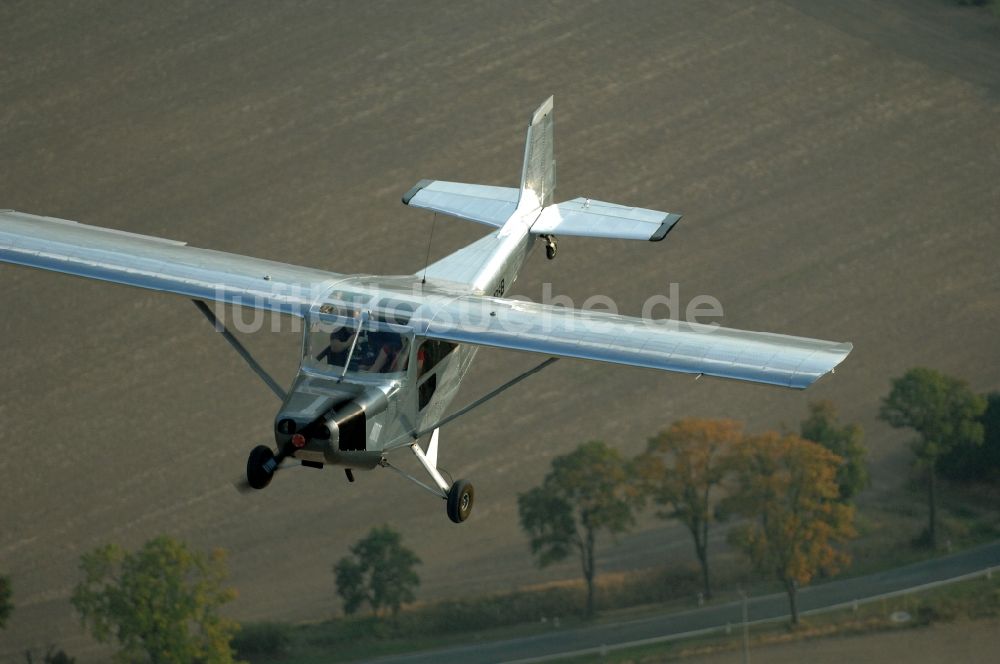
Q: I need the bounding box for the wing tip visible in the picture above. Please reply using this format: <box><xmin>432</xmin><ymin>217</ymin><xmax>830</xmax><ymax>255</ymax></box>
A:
<box><xmin>792</xmin><ymin>341</ymin><xmax>854</xmax><ymax>389</ymax></box>
<box><xmin>402</xmin><ymin>179</ymin><xmax>433</xmax><ymax>205</ymax></box>
<box><xmin>649</xmin><ymin>213</ymin><xmax>683</xmax><ymax>242</ymax></box>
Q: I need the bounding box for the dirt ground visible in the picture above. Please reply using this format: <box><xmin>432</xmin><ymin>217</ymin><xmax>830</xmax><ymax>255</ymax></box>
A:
<box><xmin>1</xmin><ymin>0</ymin><xmax>998</xmax><ymax>661</ymax></box>
<box><xmin>686</xmin><ymin>619</ymin><xmax>1000</xmax><ymax>664</ymax></box>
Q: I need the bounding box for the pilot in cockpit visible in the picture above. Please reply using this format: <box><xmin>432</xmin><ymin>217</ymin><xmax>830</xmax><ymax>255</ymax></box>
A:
<box><xmin>314</xmin><ymin>321</ymin><xmax>404</xmax><ymax>374</ymax></box>
<box><xmin>316</xmin><ymin>327</ymin><xmax>353</xmax><ymax>366</ymax></box>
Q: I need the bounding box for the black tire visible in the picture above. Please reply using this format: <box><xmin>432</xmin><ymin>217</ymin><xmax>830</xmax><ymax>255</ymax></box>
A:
<box><xmin>446</xmin><ymin>479</ymin><xmax>475</xmax><ymax>523</ymax></box>
<box><xmin>545</xmin><ymin>243</ymin><xmax>557</xmax><ymax>260</ymax></box>
<box><xmin>247</xmin><ymin>445</ymin><xmax>275</xmax><ymax>490</ymax></box>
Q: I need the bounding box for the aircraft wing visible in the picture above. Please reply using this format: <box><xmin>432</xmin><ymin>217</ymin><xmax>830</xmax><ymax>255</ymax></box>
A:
<box><xmin>417</xmin><ymin>295</ymin><xmax>851</xmax><ymax>389</ymax></box>
<box><xmin>0</xmin><ymin>210</ymin><xmax>343</xmax><ymax>316</ymax></box>
<box><xmin>531</xmin><ymin>198</ymin><xmax>682</xmax><ymax>242</ymax></box>
<box><xmin>402</xmin><ymin>180</ymin><xmax>520</xmax><ymax>228</ymax></box>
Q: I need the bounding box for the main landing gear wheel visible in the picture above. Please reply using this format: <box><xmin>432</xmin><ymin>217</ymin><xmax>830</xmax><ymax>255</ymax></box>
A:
<box><xmin>247</xmin><ymin>445</ymin><xmax>276</xmax><ymax>490</ymax></box>
<box><xmin>447</xmin><ymin>479</ymin><xmax>475</xmax><ymax>523</ymax></box>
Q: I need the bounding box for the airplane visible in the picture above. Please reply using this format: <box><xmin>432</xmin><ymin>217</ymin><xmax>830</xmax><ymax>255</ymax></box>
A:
<box><xmin>0</xmin><ymin>97</ymin><xmax>852</xmax><ymax>524</ymax></box>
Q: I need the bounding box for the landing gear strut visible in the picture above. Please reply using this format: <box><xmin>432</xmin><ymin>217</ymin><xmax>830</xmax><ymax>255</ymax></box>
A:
<box><xmin>379</xmin><ymin>430</ymin><xmax>477</xmax><ymax>524</ymax></box>
<box><xmin>379</xmin><ymin>360</ymin><xmax>560</xmax><ymax>522</ymax></box>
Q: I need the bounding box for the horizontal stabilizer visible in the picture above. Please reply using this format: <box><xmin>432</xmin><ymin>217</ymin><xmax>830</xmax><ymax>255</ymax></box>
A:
<box><xmin>531</xmin><ymin>198</ymin><xmax>681</xmax><ymax>242</ymax></box>
<box><xmin>402</xmin><ymin>180</ymin><xmax>519</xmax><ymax>228</ymax></box>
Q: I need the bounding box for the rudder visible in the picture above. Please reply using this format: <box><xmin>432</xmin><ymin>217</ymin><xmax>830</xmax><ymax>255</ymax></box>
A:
<box><xmin>519</xmin><ymin>96</ymin><xmax>555</xmax><ymax>211</ymax></box>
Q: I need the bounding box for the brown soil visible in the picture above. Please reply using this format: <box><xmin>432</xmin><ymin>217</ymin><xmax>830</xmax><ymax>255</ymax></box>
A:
<box><xmin>1</xmin><ymin>0</ymin><xmax>998</xmax><ymax>660</ymax></box>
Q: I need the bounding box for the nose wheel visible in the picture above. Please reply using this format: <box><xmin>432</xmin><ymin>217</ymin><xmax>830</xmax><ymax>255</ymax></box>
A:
<box><xmin>246</xmin><ymin>445</ymin><xmax>276</xmax><ymax>490</ymax></box>
<box><xmin>447</xmin><ymin>479</ymin><xmax>475</xmax><ymax>523</ymax></box>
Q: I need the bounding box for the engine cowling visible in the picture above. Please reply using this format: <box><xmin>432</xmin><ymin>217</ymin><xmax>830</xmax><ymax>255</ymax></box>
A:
<box><xmin>321</xmin><ymin>387</ymin><xmax>389</xmax><ymax>452</ymax></box>
<box><xmin>274</xmin><ymin>385</ymin><xmax>390</xmax><ymax>468</ymax></box>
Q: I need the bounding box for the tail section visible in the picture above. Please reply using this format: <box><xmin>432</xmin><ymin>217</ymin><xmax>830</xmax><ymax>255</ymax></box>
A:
<box><xmin>518</xmin><ymin>96</ymin><xmax>555</xmax><ymax>212</ymax></box>
<box><xmin>521</xmin><ymin>96</ymin><xmax>682</xmax><ymax>242</ymax></box>
<box><xmin>402</xmin><ymin>96</ymin><xmax>682</xmax><ymax>243</ymax></box>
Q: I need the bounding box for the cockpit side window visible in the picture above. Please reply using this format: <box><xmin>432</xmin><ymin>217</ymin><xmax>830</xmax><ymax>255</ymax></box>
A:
<box><xmin>416</xmin><ymin>339</ymin><xmax>457</xmax><ymax>378</ymax></box>
<box><xmin>415</xmin><ymin>340</ymin><xmax>455</xmax><ymax>410</ymax></box>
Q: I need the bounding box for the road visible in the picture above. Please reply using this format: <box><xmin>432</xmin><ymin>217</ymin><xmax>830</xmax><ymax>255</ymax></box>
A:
<box><xmin>369</xmin><ymin>541</ymin><xmax>1000</xmax><ymax>663</ymax></box>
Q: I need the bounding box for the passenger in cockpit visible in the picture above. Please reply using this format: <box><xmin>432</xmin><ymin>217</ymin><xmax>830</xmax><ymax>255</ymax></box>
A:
<box><xmin>365</xmin><ymin>334</ymin><xmax>406</xmax><ymax>373</ymax></box>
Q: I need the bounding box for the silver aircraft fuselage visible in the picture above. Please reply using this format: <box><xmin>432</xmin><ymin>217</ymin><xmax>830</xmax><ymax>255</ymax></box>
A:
<box><xmin>275</xmin><ymin>211</ymin><xmax>538</xmax><ymax>470</ymax></box>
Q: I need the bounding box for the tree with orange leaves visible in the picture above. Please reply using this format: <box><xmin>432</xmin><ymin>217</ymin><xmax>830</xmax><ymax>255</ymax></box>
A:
<box><xmin>724</xmin><ymin>433</ymin><xmax>856</xmax><ymax>625</ymax></box>
<box><xmin>635</xmin><ymin>418</ymin><xmax>743</xmax><ymax>600</ymax></box>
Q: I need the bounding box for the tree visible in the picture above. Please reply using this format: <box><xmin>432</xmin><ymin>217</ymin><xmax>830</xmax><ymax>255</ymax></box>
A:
<box><xmin>518</xmin><ymin>441</ymin><xmax>635</xmax><ymax>618</ymax></box>
<box><xmin>0</xmin><ymin>574</ymin><xmax>11</xmax><ymax>629</ymax></box>
<box><xmin>635</xmin><ymin>418</ymin><xmax>742</xmax><ymax>599</ymax></box>
<box><xmin>333</xmin><ymin>525</ymin><xmax>421</xmax><ymax>617</ymax></box>
<box><xmin>800</xmin><ymin>401</ymin><xmax>868</xmax><ymax>501</ymax></box>
<box><xmin>939</xmin><ymin>392</ymin><xmax>1000</xmax><ymax>483</ymax></box>
<box><xmin>70</xmin><ymin>536</ymin><xmax>239</xmax><ymax>664</ymax></box>
<box><xmin>725</xmin><ymin>432</ymin><xmax>856</xmax><ymax>625</ymax></box>
<box><xmin>879</xmin><ymin>367</ymin><xmax>986</xmax><ymax>548</ymax></box>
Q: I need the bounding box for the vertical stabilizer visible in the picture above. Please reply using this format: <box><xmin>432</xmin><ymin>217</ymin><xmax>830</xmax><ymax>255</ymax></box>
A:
<box><xmin>519</xmin><ymin>96</ymin><xmax>555</xmax><ymax>212</ymax></box>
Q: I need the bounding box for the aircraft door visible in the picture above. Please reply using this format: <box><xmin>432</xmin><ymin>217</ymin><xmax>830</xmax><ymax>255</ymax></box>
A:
<box><xmin>415</xmin><ymin>339</ymin><xmax>457</xmax><ymax>411</ymax></box>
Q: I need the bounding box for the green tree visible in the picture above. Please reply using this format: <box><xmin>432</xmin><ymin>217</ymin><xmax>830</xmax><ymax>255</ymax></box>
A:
<box><xmin>518</xmin><ymin>441</ymin><xmax>635</xmax><ymax>618</ymax></box>
<box><xmin>635</xmin><ymin>418</ymin><xmax>742</xmax><ymax>600</ymax></box>
<box><xmin>800</xmin><ymin>400</ymin><xmax>869</xmax><ymax>501</ymax></box>
<box><xmin>70</xmin><ymin>536</ymin><xmax>240</xmax><ymax>664</ymax></box>
<box><xmin>879</xmin><ymin>367</ymin><xmax>986</xmax><ymax>548</ymax></box>
<box><xmin>333</xmin><ymin>525</ymin><xmax>421</xmax><ymax>617</ymax></box>
<box><xmin>939</xmin><ymin>392</ymin><xmax>1000</xmax><ymax>483</ymax></box>
<box><xmin>0</xmin><ymin>574</ymin><xmax>11</xmax><ymax>629</ymax></box>
<box><xmin>725</xmin><ymin>433</ymin><xmax>856</xmax><ymax>625</ymax></box>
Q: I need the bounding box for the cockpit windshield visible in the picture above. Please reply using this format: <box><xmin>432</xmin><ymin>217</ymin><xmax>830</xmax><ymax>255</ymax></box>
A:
<box><xmin>302</xmin><ymin>318</ymin><xmax>411</xmax><ymax>378</ymax></box>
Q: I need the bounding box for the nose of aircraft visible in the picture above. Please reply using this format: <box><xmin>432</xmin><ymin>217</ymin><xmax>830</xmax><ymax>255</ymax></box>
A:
<box><xmin>322</xmin><ymin>387</ymin><xmax>390</xmax><ymax>452</ymax></box>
